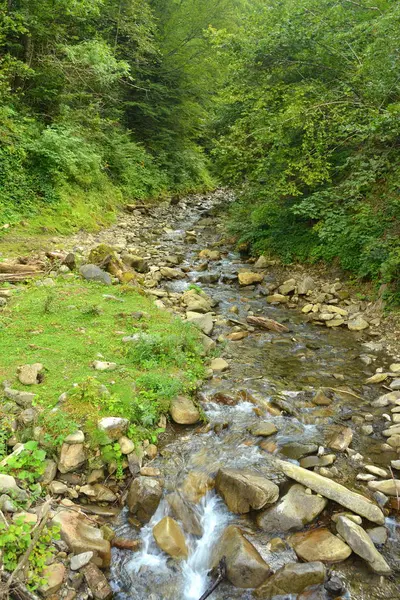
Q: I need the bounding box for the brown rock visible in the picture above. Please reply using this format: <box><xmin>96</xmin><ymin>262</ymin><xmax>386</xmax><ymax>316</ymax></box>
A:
<box><xmin>289</xmin><ymin>528</ymin><xmax>352</xmax><ymax>563</ymax></box>
<box><xmin>215</xmin><ymin>468</ymin><xmax>279</xmax><ymax>514</ymax></box>
<box><xmin>127</xmin><ymin>476</ymin><xmax>162</xmax><ymax>523</ymax></box>
<box><xmin>38</xmin><ymin>563</ymin><xmax>65</xmax><ymax>597</ymax></box>
<box><xmin>169</xmin><ymin>396</ymin><xmax>200</xmax><ymax>425</ymax></box>
<box><xmin>328</xmin><ymin>426</ymin><xmax>353</xmax><ymax>451</ymax></box>
<box><xmin>52</xmin><ymin>509</ymin><xmax>111</xmax><ymax>568</ymax></box>
<box><xmin>58</xmin><ymin>443</ymin><xmax>86</xmax><ymax>474</ymax></box>
<box><xmin>83</xmin><ymin>562</ymin><xmax>113</xmax><ymax>600</ymax></box>
<box><xmin>238</xmin><ymin>272</ymin><xmax>264</xmax><ymax>286</ymax></box>
<box><xmin>254</xmin><ymin>562</ymin><xmax>326</xmax><ymax>599</ymax></box>
<box><xmin>212</xmin><ymin>525</ymin><xmax>271</xmax><ymax>588</ymax></box>
<box><xmin>153</xmin><ymin>516</ymin><xmax>188</xmax><ymax>559</ymax></box>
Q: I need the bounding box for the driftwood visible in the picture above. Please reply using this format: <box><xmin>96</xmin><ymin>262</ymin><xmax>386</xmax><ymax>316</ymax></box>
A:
<box><xmin>0</xmin><ymin>263</ymin><xmax>42</xmax><ymax>274</ymax></box>
<box><xmin>198</xmin><ymin>557</ymin><xmax>226</xmax><ymax>600</ymax></box>
<box><xmin>246</xmin><ymin>315</ymin><xmax>289</xmax><ymax>333</ymax></box>
<box><xmin>0</xmin><ymin>273</ymin><xmax>42</xmax><ymax>283</ymax></box>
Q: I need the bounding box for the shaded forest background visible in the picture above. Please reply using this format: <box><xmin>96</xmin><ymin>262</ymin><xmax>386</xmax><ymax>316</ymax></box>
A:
<box><xmin>0</xmin><ymin>0</ymin><xmax>399</xmax><ymax>301</ymax></box>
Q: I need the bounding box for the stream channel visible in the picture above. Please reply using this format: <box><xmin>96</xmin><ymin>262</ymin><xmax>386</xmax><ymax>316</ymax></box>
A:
<box><xmin>104</xmin><ymin>191</ymin><xmax>400</xmax><ymax>600</ymax></box>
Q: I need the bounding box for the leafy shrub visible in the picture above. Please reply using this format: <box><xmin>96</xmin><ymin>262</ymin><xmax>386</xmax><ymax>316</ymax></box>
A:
<box><xmin>3</xmin><ymin>441</ymin><xmax>46</xmax><ymax>485</ymax></box>
<box><xmin>0</xmin><ymin>517</ymin><xmax>60</xmax><ymax>590</ymax></box>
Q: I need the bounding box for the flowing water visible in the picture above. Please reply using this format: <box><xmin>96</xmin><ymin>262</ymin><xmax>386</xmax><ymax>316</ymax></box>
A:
<box><xmin>108</xmin><ymin>192</ymin><xmax>400</xmax><ymax>600</ymax></box>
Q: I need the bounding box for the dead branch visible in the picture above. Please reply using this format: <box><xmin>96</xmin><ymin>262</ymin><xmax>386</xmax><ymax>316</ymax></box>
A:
<box><xmin>198</xmin><ymin>557</ymin><xmax>226</xmax><ymax>600</ymax></box>
<box><xmin>246</xmin><ymin>315</ymin><xmax>289</xmax><ymax>333</ymax></box>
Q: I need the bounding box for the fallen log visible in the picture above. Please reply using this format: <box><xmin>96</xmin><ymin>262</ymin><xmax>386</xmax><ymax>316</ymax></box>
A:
<box><xmin>0</xmin><ymin>273</ymin><xmax>43</xmax><ymax>282</ymax></box>
<box><xmin>246</xmin><ymin>315</ymin><xmax>289</xmax><ymax>333</ymax></box>
<box><xmin>0</xmin><ymin>263</ymin><xmax>42</xmax><ymax>274</ymax></box>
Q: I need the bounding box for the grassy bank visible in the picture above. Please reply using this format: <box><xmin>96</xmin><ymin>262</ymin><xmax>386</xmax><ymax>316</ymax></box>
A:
<box><xmin>0</xmin><ymin>279</ymin><xmax>205</xmax><ymax>461</ymax></box>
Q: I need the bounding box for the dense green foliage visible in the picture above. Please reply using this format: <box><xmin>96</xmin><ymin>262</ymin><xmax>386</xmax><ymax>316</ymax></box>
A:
<box><xmin>212</xmin><ymin>0</ymin><xmax>400</xmax><ymax>302</ymax></box>
<box><xmin>0</xmin><ymin>0</ymin><xmax>236</xmax><ymax>231</ymax></box>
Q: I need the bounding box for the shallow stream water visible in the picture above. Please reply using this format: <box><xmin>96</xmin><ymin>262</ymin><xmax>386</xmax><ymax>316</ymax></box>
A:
<box><xmin>108</xmin><ymin>193</ymin><xmax>400</xmax><ymax>600</ymax></box>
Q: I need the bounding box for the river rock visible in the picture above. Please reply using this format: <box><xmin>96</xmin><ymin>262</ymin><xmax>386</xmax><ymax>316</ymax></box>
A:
<box><xmin>39</xmin><ymin>563</ymin><xmax>65</xmax><ymax>597</ymax></box>
<box><xmin>70</xmin><ymin>551</ymin><xmax>94</xmax><ymax>570</ymax></box>
<box><xmin>289</xmin><ymin>528</ymin><xmax>352</xmax><ymax>563</ymax></box>
<box><xmin>53</xmin><ymin>509</ymin><xmax>111</xmax><ymax>567</ymax></box>
<box><xmin>186</xmin><ymin>311</ymin><xmax>214</xmax><ymax>335</ymax></box>
<box><xmin>348</xmin><ymin>316</ymin><xmax>369</xmax><ymax>331</ymax></box>
<box><xmin>250</xmin><ymin>422</ymin><xmax>278</xmax><ymax>437</ymax></box>
<box><xmin>336</xmin><ymin>516</ymin><xmax>391</xmax><ymax>574</ymax></box>
<box><xmin>367</xmin><ymin>526</ymin><xmax>388</xmax><ymax>545</ymax></box>
<box><xmin>266</xmin><ymin>294</ymin><xmax>288</xmax><ymax>304</ymax></box>
<box><xmin>297</xmin><ymin>276</ymin><xmax>316</xmax><ymax>295</ymax></box>
<box><xmin>127</xmin><ymin>476</ymin><xmax>163</xmax><ymax>522</ymax></box>
<box><xmin>238</xmin><ymin>272</ymin><xmax>264</xmax><ymax>286</ymax></box>
<box><xmin>153</xmin><ymin>516</ymin><xmax>188</xmax><ymax>559</ymax></box>
<box><xmin>40</xmin><ymin>459</ymin><xmax>57</xmax><ymax>485</ymax></box>
<box><xmin>328</xmin><ymin>426</ymin><xmax>353</xmax><ymax>451</ymax></box>
<box><xmin>299</xmin><ymin>454</ymin><xmax>336</xmax><ymax>469</ymax></box>
<box><xmin>4</xmin><ymin>387</ymin><xmax>37</xmax><ymax>407</ymax></box>
<box><xmin>82</xmin><ymin>562</ymin><xmax>113</xmax><ymax>600</ymax></box>
<box><xmin>166</xmin><ymin>492</ymin><xmax>202</xmax><ymax>536</ymax></box>
<box><xmin>98</xmin><ymin>417</ymin><xmax>129</xmax><ymax>440</ymax></box>
<box><xmin>58</xmin><ymin>443</ymin><xmax>86</xmax><ymax>473</ymax></box>
<box><xmin>64</xmin><ymin>430</ymin><xmax>85</xmax><ymax>444</ymax></box>
<box><xmin>80</xmin><ymin>264</ymin><xmax>112</xmax><ymax>285</ymax></box>
<box><xmin>17</xmin><ymin>363</ymin><xmax>43</xmax><ymax>385</ymax></box>
<box><xmin>278</xmin><ymin>279</ymin><xmax>296</xmax><ymax>295</ymax></box>
<box><xmin>256</xmin><ymin>484</ymin><xmax>327</xmax><ymax>532</ymax></box>
<box><xmin>181</xmin><ymin>472</ymin><xmax>214</xmax><ymax>503</ymax></box>
<box><xmin>210</xmin><ymin>357</ymin><xmax>229</xmax><ymax>372</ymax></box>
<box><xmin>117</xmin><ymin>436</ymin><xmax>134</xmax><ymax>455</ymax></box>
<box><xmin>371</xmin><ymin>391</ymin><xmax>400</xmax><ymax>407</ymax></box>
<box><xmin>92</xmin><ymin>360</ymin><xmax>117</xmax><ymax>372</ymax></box>
<box><xmin>181</xmin><ymin>289</ymin><xmax>213</xmax><ymax>313</ymax></box>
<box><xmin>215</xmin><ymin>468</ymin><xmax>279</xmax><ymax>514</ymax></box>
<box><xmin>280</xmin><ymin>442</ymin><xmax>319</xmax><ymax>460</ymax></box>
<box><xmin>254</xmin><ymin>256</ymin><xmax>271</xmax><ymax>268</ymax></box>
<box><xmin>49</xmin><ymin>481</ymin><xmax>68</xmax><ymax>495</ymax></box>
<box><xmin>312</xmin><ymin>388</ymin><xmax>332</xmax><ymax>406</ymax></box>
<box><xmin>212</xmin><ymin>525</ymin><xmax>271</xmax><ymax>588</ymax></box>
<box><xmin>80</xmin><ymin>484</ymin><xmax>117</xmax><ymax>503</ymax></box>
<box><xmin>367</xmin><ymin>479</ymin><xmax>400</xmax><ymax>496</ymax></box>
<box><xmin>121</xmin><ymin>253</ymin><xmax>148</xmax><ymax>273</ymax></box>
<box><xmin>278</xmin><ymin>460</ymin><xmax>384</xmax><ymax>524</ymax></box>
<box><xmin>254</xmin><ymin>561</ymin><xmax>326</xmax><ymax>599</ymax></box>
<box><xmin>365</xmin><ymin>465</ymin><xmax>388</xmax><ymax>478</ymax></box>
<box><xmin>0</xmin><ymin>474</ymin><xmax>28</xmax><ymax>502</ymax></box>
<box><xmin>169</xmin><ymin>395</ymin><xmax>200</xmax><ymax>425</ymax></box>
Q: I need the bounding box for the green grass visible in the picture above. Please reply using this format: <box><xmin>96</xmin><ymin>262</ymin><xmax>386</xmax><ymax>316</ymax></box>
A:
<box><xmin>0</xmin><ymin>278</ymin><xmax>205</xmax><ymax>449</ymax></box>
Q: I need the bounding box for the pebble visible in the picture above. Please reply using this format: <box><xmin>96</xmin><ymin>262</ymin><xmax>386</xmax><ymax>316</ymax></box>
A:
<box><xmin>70</xmin><ymin>551</ymin><xmax>94</xmax><ymax>571</ymax></box>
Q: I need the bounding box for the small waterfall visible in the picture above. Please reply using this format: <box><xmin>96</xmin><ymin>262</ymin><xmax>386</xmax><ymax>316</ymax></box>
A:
<box><xmin>181</xmin><ymin>493</ymin><xmax>230</xmax><ymax>600</ymax></box>
<box><xmin>125</xmin><ymin>491</ymin><xmax>230</xmax><ymax>600</ymax></box>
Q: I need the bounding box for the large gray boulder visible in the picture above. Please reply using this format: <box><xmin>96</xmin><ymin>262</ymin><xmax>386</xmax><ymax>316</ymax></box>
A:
<box><xmin>257</xmin><ymin>484</ymin><xmax>327</xmax><ymax>532</ymax></box>
<box><xmin>80</xmin><ymin>264</ymin><xmax>112</xmax><ymax>285</ymax></box>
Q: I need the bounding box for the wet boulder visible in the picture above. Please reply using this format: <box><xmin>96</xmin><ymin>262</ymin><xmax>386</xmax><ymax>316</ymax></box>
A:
<box><xmin>254</xmin><ymin>561</ymin><xmax>327</xmax><ymax>599</ymax></box>
<box><xmin>278</xmin><ymin>460</ymin><xmax>385</xmax><ymax>524</ymax></box>
<box><xmin>127</xmin><ymin>476</ymin><xmax>163</xmax><ymax>523</ymax></box>
<box><xmin>169</xmin><ymin>395</ymin><xmax>200</xmax><ymax>425</ymax></box>
<box><xmin>166</xmin><ymin>492</ymin><xmax>202</xmax><ymax>536</ymax></box>
<box><xmin>212</xmin><ymin>525</ymin><xmax>271</xmax><ymax>588</ymax></box>
<box><xmin>238</xmin><ymin>272</ymin><xmax>264</xmax><ymax>286</ymax></box>
<box><xmin>336</xmin><ymin>516</ymin><xmax>391</xmax><ymax>574</ymax></box>
<box><xmin>256</xmin><ymin>484</ymin><xmax>327</xmax><ymax>532</ymax></box>
<box><xmin>152</xmin><ymin>516</ymin><xmax>188</xmax><ymax>559</ymax></box>
<box><xmin>289</xmin><ymin>528</ymin><xmax>352</xmax><ymax>563</ymax></box>
<box><xmin>215</xmin><ymin>468</ymin><xmax>279</xmax><ymax>514</ymax></box>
